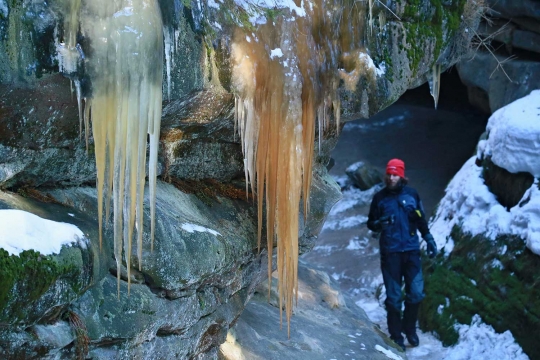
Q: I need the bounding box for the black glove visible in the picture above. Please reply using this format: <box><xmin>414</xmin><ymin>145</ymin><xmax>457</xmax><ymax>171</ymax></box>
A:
<box><xmin>369</xmin><ymin>215</ymin><xmax>395</xmax><ymax>232</ymax></box>
<box><xmin>423</xmin><ymin>233</ymin><xmax>437</xmax><ymax>258</ymax></box>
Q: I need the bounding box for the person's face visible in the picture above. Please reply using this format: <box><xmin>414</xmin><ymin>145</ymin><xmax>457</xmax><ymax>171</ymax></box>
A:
<box><xmin>385</xmin><ymin>173</ymin><xmax>401</xmax><ymax>189</ymax></box>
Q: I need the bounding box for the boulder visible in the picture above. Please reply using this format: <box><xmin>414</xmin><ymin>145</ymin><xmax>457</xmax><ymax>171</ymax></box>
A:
<box><xmin>459</xmin><ymin>0</ymin><xmax>540</xmax><ymax>113</ymax></box>
<box><xmin>0</xmin><ymin>162</ymin><xmax>341</xmax><ymax>358</ymax></box>
<box><xmin>345</xmin><ymin>162</ymin><xmax>383</xmax><ymax>190</ymax></box>
<box><xmin>458</xmin><ymin>52</ymin><xmax>540</xmax><ymax>113</ymax></box>
<box><xmin>486</xmin><ymin>0</ymin><xmax>540</xmax><ymax>21</ymax></box>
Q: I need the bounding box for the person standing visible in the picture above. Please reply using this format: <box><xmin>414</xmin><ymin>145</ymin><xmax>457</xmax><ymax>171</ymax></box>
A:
<box><xmin>367</xmin><ymin>158</ymin><xmax>438</xmax><ymax>351</ymax></box>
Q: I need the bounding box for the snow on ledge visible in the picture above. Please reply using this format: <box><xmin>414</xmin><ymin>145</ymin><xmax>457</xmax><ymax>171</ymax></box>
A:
<box><xmin>485</xmin><ymin>89</ymin><xmax>540</xmax><ymax>177</ymax></box>
<box><xmin>181</xmin><ymin>223</ymin><xmax>221</xmax><ymax>237</ymax></box>
<box><xmin>0</xmin><ymin>210</ymin><xmax>86</xmax><ymax>256</ymax></box>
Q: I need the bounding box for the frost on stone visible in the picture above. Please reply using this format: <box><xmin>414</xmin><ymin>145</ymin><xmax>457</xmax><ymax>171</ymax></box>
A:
<box><xmin>55</xmin><ymin>0</ymin><xmax>164</xmax><ymax>294</ymax></box>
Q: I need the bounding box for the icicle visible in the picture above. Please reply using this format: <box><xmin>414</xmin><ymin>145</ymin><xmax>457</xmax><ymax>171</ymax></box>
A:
<box><xmin>74</xmin><ymin>80</ymin><xmax>83</xmax><ymax>140</ymax></box>
<box><xmin>83</xmin><ymin>98</ymin><xmax>90</xmax><ymax>152</ymax></box>
<box><xmin>378</xmin><ymin>11</ymin><xmax>386</xmax><ymax>33</ymax></box>
<box><xmin>56</xmin><ymin>0</ymin><xmax>82</xmax><ymax>78</ymax></box>
<box><xmin>230</xmin><ymin>0</ymin><xmax>375</xmax><ymax>335</ymax></box>
<box><xmin>58</xmin><ymin>0</ymin><xmax>164</xmax><ymax>295</ymax></box>
<box><xmin>429</xmin><ymin>63</ymin><xmax>442</xmax><ymax>109</ymax></box>
<box><xmin>163</xmin><ymin>26</ymin><xmax>173</xmax><ymax>101</ymax></box>
<box><xmin>368</xmin><ymin>0</ymin><xmax>374</xmax><ymax>35</ymax></box>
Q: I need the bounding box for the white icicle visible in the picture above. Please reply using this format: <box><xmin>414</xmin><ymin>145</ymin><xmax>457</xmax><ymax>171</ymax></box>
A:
<box><xmin>429</xmin><ymin>63</ymin><xmax>442</xmax><ymax>109</ymax></box>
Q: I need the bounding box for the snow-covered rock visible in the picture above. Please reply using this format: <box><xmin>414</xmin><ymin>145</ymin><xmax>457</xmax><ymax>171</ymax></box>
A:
<box><xmin>431</xmin><ymin>90</ymin><xmax>540</xmax><ymax>256</ymax></box>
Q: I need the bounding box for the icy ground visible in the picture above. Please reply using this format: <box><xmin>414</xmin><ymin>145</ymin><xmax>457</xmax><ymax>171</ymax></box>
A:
<box><xmin>302</xmin><ymin>92</ymin><xmax>534</xmax><ymax>359</ymax></box>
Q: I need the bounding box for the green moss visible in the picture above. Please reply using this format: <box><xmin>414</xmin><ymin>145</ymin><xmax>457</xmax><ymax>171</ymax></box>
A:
<box><xmin>0</xmin><ymin>248</ymin><xmax>81</xmax><ymax>324</ymax></box>
<box><xmin>420</xmin><ymin>226</ymin><xmax>540</xmax><ymax>358</ymax></box>
<box><xmin>401</xmin><ymin>0</ymin><xmax>467</xmax><ymax>76</ymax></box>
<box><xmin>198</xmin><ymin>293</ymin><xmax>205</xmax><ymax>310</ymax></box>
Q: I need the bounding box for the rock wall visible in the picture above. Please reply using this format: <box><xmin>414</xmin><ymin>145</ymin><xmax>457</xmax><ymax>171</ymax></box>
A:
<box><xmin>458</xmin><ymin>0</ymin><xmax>540</xmax><ymax>113</ymax></box>
<box><xmin>0</xmin><ymin>0</ymin><xmax>478</xmax><ymax>358</ymax></box>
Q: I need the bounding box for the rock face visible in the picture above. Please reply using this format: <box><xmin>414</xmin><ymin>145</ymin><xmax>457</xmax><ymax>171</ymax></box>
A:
<box><xmin>219</xmin><ymin>261</ymin><xmax>406</xmax><ymax>360</ymax></box>
<box><xmin>0</xmin><ymin>0</ymin><xmax>477</xmax><ymax>358</ymax></box>
<box><xmin>458</xmin><ymin>0</ymin><xmax>540</xmax><ymax>113</ymax></box>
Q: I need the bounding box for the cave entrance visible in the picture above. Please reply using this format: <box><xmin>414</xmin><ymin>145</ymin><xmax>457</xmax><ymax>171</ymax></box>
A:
<box><xmin>330</xmin><ymin>66</ymin><xmax>489</xmax><ymax>217</ymax></box>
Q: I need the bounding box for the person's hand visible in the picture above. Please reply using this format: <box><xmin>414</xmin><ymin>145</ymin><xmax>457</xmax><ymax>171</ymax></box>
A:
<box><xmin>373</xmin><ymin>215</ymin><xmax>395</xmax><ymax>231</ymax></box>
<box><xmin>378</xmin><ymin>214</ymin><xmax>395</xmax><ymax>227</ymax></box>
<box><xmin>369</xmin><ymin>215</ymin><xmax>395</xmax><ymax>233</ymax></box>
<box><xmin>424</xmin><ymin>233</ymin><xmax>438</xmax><ymax>258</ymax></box>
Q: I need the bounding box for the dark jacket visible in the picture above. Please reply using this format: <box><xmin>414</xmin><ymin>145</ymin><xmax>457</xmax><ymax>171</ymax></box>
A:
<box><xmin>367</xmin><ymin>184</ymin><xmax>430</xmax><ymax>253</ymax></box>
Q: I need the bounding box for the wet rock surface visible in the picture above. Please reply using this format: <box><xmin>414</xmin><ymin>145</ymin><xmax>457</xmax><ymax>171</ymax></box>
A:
<box><xmin>219</xmin><ymin>261</ymin><xmax>407</xmax><ymax>360</ymax></box>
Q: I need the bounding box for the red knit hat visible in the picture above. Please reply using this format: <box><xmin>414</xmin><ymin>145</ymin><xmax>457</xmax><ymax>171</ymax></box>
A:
<box><xmin>386</xmin><ymin>158</ymin><xmax>405</xmax><ymax>178</ymax></box>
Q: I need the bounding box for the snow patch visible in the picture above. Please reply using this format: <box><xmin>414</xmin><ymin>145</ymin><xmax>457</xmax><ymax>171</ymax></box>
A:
<box><xmin>0</xmin><ymin>210</ymin><xmax>86</xmax><ymax>256</ymax></box>
<box><xmin>443</xmin><ymin>315</ymin><xmax>528</xmax><ymax>360</ymax></box>
<box><xmin>346</xmin><ymin>237</ymin><xmax>368</xmax><ymax>250</ymax></box>
<box><xmin>323</xmin><ymin>215</ymin><xmax>367</xmax><ymax>231</ymax></box>
<box><xmin>270</xmin><ymin>48</ymin><xmax>283</xmax><ymax>59</ymax></box>
<box><xmin>312</xmin><ymin>244</ymin><xmax>338</xmax><ymax>255</ymax></box>
<box><xmin>181</xmin><ymin>223</ymin><xmax>221</xmax><ymax>236</ymax></box>
<box><xmin>234</xmin><ymin>0</ymin><xmax>306</xmax><ymax>25</ymax></box>
<box><xmin>374</xmin><ymin>345</ymin><xmax>403</xmax><ymax>360</ymax></box>
<box><xmin>344</xmin><ymin>113</ymin><xmax>408</xmax><ymax>132</ymax></box>
<box><xmin>345</xmin><ymin>161</ymin><xmax>364</xmax><ymax>173</ymax></box>
<box><xmin>0</xmin><ymin>1</ymin><xmax>8</xmax><ymax>18</ymax></box>
<box><xmin>207</xmin><ymin>0</ymin><xmax>220</xmax><ymax>9</ymax></box>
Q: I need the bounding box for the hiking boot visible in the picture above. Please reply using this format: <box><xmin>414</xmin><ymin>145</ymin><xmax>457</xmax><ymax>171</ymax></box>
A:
<box><xmin>392</xmin><ymin>338</ymin><xmax>406</xmax><ymax>352</ymax></box>
<box><xmin>402</xmin><ymin>302</ymin><xmax>420</xmax><ymax>347</ymax></box>
<box><xmin>405</xmin><ymin>331</ymin><xmax>419</xmax><ymax>347</ymax></box>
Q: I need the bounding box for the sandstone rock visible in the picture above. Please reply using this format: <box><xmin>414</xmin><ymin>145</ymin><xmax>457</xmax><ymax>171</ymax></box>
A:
<box><xmin>476</xmin><ymin>20</ymin><xmax>540</xmax><ymax>54</ymax></box>
<box><xmin>0</xmin><ymin>0</ymin><xmax>479</xmax><ymax>357</ymax></box>
<box><xmin>486</xmin><ymin>0</ymin><xmax>540</xmax><ymax>21</ymax></box>
<box><xmin>160</xmin><ymin>90</ymin><xmax>244</xmax><ymax>182</ymax></box>
<box><xmin>458</xmin><ymin>51</ymin><xmax>540</xmax><ymax>113</ymax></box>
<box><xmin>513</xmin><ymin>17</ymin><xmax>540</xmax><ymax>35</ymax></box>
<box><xmin>219</xmin><ymin>261</ymin><xmax>406</xmax><ymax>360</ymax></box>
<box><xmin>0</xmin><ymin>164</ymin><xmax>340</xmax><ymax>358</ymax></box>
<box><xmin>512</xmin><ymin>29</ymin><xmax>540</xmax><ymax>54</ymax></box>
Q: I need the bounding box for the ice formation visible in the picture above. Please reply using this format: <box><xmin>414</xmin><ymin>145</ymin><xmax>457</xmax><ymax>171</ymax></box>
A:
<box><xmin>429</xmin><ymin>63</ymin><xmax>441</xmax><ymax>109</ymax></box>
<box><xmin>56</xmin><ymin>0</ymin><xmax>163</xmax><ymax>294</ymax></box>
<box><xmin>232</xmin><ymin>0</ymin><xmax>369</xmax><ymax>334</ymax></box>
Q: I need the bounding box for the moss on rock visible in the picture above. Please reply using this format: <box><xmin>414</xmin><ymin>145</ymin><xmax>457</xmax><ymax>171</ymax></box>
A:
<box><xmin>0</xmin><ymin>247</ymin><xmax>86</xmax><ymax>325</ymax></box>
<box><xmin>419</xmin><ymin>226</ymin><xmax>540</xmax><ymax>358</ymax></box>
<box><xmin>402</xmin><ymin>0</ymin><xmax>467</xmax><ymax>76</ymax></box>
